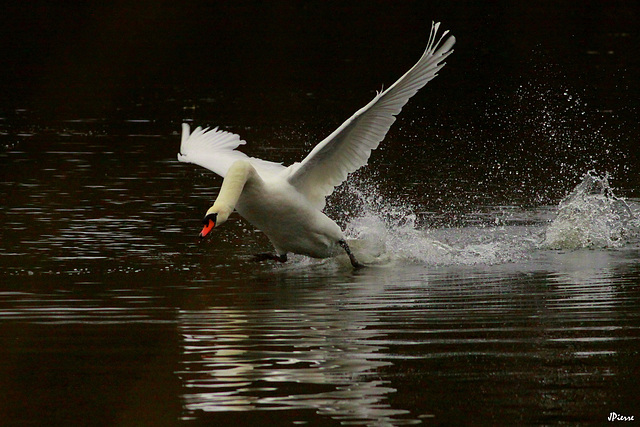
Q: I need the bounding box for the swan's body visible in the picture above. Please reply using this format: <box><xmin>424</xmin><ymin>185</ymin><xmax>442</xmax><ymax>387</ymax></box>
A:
<box><xmin>178</xmin><ymin>22</ymin><xmax>455</xmax><ymax>267</ymax></box>
<box><xmin>221</xmin><ymin>159</ymin><xmax>345</xmax><ymax>259</ymax></box>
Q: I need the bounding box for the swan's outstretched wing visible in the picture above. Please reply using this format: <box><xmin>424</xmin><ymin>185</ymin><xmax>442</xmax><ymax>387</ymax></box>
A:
<box><xmin>286</xmin><ymin>22</ymin><xmax>455</xmax><ymax>209</ymax></box>
<box><xmin>178</xmin><ymin>124</ymin><xmax>284</xmax><ymax>178</ymax></box>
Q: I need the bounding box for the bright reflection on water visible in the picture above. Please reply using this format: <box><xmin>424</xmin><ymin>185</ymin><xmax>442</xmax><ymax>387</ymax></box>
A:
<box><xmin>175</xmin><ymin>247</ymin><xmax>640</xmax><ymax>425</ymax></box>
<box><xmin>179</xmin><ymin>307</ymin><xmax>398</xmax><ymax>421</ymax></box>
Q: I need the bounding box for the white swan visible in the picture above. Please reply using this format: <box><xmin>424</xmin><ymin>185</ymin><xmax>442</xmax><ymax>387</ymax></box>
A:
<box><xmin>178</xmin><ymin>22</ymin><xmax>455</xmax><ymax>268</ymax></box>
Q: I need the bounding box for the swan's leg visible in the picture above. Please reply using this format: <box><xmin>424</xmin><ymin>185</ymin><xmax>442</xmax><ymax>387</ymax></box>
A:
<box><xmin>338</xmin><ymin>240</ymin><xmax>365</xmax><ymax>269</ymax></box>
<box><xmin>253</xmin><ymin>253</ymin><xmax>288</xmax><ymax>263</ymax></box>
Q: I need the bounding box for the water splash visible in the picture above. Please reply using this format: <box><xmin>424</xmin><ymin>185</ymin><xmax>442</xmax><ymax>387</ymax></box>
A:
<box><xmin>543</xmin><ymin>171</ymin><xmax>638</xmax><ymax>249</ymax></box>
<box><xmin>338</xmin><ymin>182</ymin><xmax>541</xmax><ymax>267</ymax></box>
<box><xmin>438</xmin><ymin>79</ymin><xmax>630</xmax><ymax>207</ymax></box>
<box><xmin>332</xmin><ymin>170</ymin><xmax>639</xmax><ymax>267</ymax></box>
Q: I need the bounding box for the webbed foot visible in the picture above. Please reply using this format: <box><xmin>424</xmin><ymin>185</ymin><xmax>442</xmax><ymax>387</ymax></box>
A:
<box><xmin>338</xmin><ymin>240</ymin><xmax>365</xmax><ymax>269</ymax></box>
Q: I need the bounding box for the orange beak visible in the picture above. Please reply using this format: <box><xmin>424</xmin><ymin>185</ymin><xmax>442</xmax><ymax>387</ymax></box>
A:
<box><xmin>199</xmin><ymin>219</ymin><xmax>215</xmax><ymax>239</ymax></box>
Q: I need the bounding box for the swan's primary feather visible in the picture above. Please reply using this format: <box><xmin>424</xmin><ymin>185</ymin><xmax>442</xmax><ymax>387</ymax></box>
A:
<box><xmin>286</xmin><ymin>22</ymin><xmax>455</xmax><ymax>209</ymax></box>
<box><xmin>177</xmin><ymin>124</ymin><xmax>284</xmax><ymax>178</ymax></box>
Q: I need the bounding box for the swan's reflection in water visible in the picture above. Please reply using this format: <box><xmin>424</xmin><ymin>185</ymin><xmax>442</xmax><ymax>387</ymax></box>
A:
<box><xmin>175</xmin><ymin>246</ymin><xmax>640</xmax><ymax>424</ymax></box>
<box><xmin>177</xmin><ymin>301</ymin><xmax>410</xmax><ymax>424</ymax></box>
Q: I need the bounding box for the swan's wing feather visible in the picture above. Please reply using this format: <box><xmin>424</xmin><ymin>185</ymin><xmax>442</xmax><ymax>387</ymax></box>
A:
<box><xmin>286</xmin><ymin>22</ymin><xmax>455</xmax><ymax>209</ymax></box>
<box><xmin>177</xmin><ymin>123</ymin><xmax>284</xmax><ymax>177</ymax></box>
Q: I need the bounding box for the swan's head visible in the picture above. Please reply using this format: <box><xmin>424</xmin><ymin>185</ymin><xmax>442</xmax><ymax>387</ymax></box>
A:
<box><xmin>199</xmin><ymin>204</ymin><xmax>233</xmax><ymax>239</ymax></box>
<box><xmin>199</xmin><ymin>212</ymin><xmax>218</xmax><ymax>239</ymax></box>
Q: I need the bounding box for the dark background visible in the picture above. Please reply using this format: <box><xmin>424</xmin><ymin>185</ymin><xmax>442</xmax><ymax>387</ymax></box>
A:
<box><xmin>1</xmin><ymin>0</ymin><xmax>638</xmax><ymax>119</ymax></box>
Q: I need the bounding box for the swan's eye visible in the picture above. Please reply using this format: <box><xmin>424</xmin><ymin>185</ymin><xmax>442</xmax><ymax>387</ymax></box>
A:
<box><xmin>202</xmin><ymin>213</ymin><xmax>217</xmax><ymax>225</ymax></box>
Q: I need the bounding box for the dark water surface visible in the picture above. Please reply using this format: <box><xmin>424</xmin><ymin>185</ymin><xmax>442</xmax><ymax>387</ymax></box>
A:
<box><xmin>1</xmin><ymin>2</ymin><xmax>640</xmax><ymax>426</ymax></box>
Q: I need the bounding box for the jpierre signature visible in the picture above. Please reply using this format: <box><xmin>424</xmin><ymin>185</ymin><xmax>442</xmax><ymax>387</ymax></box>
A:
<box><xmin>608</xmin><ymin>412</ymin><xmax>635</xmax><ymax>422</ymax></box>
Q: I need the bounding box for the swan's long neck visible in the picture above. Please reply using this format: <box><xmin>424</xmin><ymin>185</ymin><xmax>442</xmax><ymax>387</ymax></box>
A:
<box><xmin>206</xmin><ymin>160</ymin><xmax>253</xmax><ymax>224</ymax></box>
